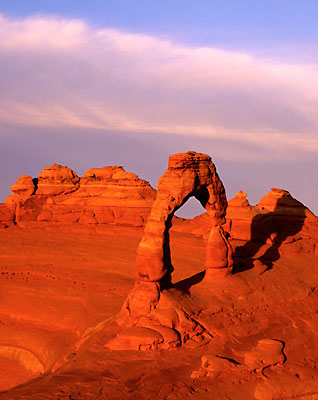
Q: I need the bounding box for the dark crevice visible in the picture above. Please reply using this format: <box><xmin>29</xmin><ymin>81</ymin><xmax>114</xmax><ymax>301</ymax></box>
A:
<box><xmin>215</xmin><ymin>355</ymin><xmax>241</xmax><ymax>365</ymax></box>
<box><xmin>32</xmin><ymin>178</ymin><xmax>38</xmax><ymax>195</ymax></box>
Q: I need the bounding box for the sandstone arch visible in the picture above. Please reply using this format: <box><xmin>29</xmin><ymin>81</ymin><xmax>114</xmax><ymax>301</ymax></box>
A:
<box><xmin>106</xmin><ymin>152</ymin><xmax>234</xmax><ymax>350</ymax></box>
<box><xmin>135</xmin><ymin>151</ymin><xmax>233</xmax><ymax>285</ymax></box>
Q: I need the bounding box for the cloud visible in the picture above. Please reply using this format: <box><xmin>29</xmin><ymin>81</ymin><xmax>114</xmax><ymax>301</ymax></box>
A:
<box><xmin>0</xmin><ymin>14</ymin><xmax>317</xmax><ymax>160</ymax></box>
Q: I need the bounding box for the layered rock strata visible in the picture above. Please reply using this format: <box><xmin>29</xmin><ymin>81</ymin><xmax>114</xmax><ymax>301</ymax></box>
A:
<box><xmin>1</xmin><ymin>164</ymin><xmax>156</xmax><ymax>228</ymax></box>
<box><xmin>107</xmin><ymin>151</ymin><xmax>233</xmax><ymax>350</ymax></box>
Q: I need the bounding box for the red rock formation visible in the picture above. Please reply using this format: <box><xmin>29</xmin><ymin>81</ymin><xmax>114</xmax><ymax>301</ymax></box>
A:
<box><xmin>229</xmin><ymin>188</ymin><xmax>317</xmax><ymax>243</ymax></box>
<box><xmin>107</xmin><ymin>152</ymin><xmax>233</xmax><ymax>350</ymax></box>
<box><xmin>228</xmin><ymin>189</ymin><xmax>250</xmax><ymax>208</ymax></box>
<box><xmin>1</xmin><ymin>164</ymin><xmax>156</xmax><ymax>229</ymax></box>
<box><xmin>11</xmin><ymin>175</ymin><xmax>36</xmax><ymax>196</ymax></box>
<box><xmin>134</xmin><ymin>151</ymin><xmax>233</xmax><ymax>285</ymax></box>
<box><xmin>225</xmin><ymin>190</ymin><xmax>255</xmax><ymax>241</ymax></box>
<box><xmin>258</xmin><ymin>187</ymin><xmax>306</xmax><ymax>212</ymax></box>
<box><xmin>233</xmin><ymin>188</ymin><xmax>318</xmax><ymax>266</ymax></box>
<box><xmin>36</xmin><ymin>164</ymin><xmax>80</xmax><ymax>195</ymax></box>
<box><xmin>0</xmin><ymin>203</ymin><xmax>15</xmax><ymax>228</ymax></box>
<box><xmin>0</xmin><ymin>175</ymin><xmax>37</xmax><ymax>228</ymax></box>
<box><xmin>173</xmin><ymin>188</ymin><xmax>318</xmax><ymax>269</ymax></box>
<box><xmin>175</xmin><ymin>188</ymin><xmax>317</xmax><ymax>240</ymax></box>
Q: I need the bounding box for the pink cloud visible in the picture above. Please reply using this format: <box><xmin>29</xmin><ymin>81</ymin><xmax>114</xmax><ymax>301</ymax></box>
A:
<box><xmin>0</xmin><ymin>14</ymin><xmax>317</xmax><ymax>160</ymax></box>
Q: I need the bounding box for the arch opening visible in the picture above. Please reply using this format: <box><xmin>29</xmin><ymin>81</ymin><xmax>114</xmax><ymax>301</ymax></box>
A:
<box><xmin>169</xmin><ymin>195</ymin><xmax>208</xmax><ymax>283</ymax></box>
<box><xmin>174</xmin><ymin>195</ymin><xmax>207</xmax><ymax>219</ymax></box>
<box><xmin>163</xmin><ymin>191</ymin><xmax>208</xmax><ymax>282</ymax></box>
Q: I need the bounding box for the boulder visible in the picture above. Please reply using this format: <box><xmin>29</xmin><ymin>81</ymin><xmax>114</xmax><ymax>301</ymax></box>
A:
<box><xmin>37</xmin><ymin>164</ymin><xmax>80</xmax><ymax>195</ymax></box>
<box><xmin>10</xmin><ymin>175</ymin><xmax>35</xmax><ymax>196</ymax></box>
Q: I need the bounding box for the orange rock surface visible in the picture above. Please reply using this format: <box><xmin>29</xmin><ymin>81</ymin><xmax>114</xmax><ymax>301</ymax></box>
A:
<box><xmin>0</xmin><ymin>155</ymin><xmax>317</xmax><ymax>399</ymax></box>
<box><xmin>1</xmin><ymin>163</ymin><xmax>156</xmax><ymax>229</ymax></box>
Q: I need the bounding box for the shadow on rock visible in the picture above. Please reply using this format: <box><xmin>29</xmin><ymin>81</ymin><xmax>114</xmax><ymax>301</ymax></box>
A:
<box><xmin>233</xmin><ymin>192</ymin><xmax>306</xmax><ymax>274</ymax></box>
<box><xmin>173</xmin><ymin>270</ymin><xmax>206</xmax><ymax>293</ymax></box>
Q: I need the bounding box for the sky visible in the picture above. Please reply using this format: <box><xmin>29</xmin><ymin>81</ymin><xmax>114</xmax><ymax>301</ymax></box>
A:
<box><xmin>0</xmin><ymin>0</ymin><xmax>317</xmax><ymax>217</ymax></box>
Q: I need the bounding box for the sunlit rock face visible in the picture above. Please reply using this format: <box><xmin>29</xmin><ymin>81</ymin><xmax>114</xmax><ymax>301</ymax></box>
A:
<box><xmin>10</xmin><ymin>175</ymin><xmax>36</xmax><ymax>196</ymax></box>
<box><xmin>1</xmin><ymin>164</ymin><xmax>156</xmax><ymax>229</ymax></box>
<box><xmin>36</xmin><ymin>164</ymin><xmax>80</xmax><ymax>196</ymax></box>
<box><xmin>134</xmin><ymin>151</ymin><xmax>233</xmax><ymax>284</ymax></box>
<box><xmin>108</xmin><ymin>152</ymin><xmax>233</xmax><ymax>351</ymax></box>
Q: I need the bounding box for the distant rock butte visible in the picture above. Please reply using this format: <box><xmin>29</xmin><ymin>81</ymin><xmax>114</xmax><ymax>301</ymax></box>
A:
<box><xmin>1</xmin><ymin>163</ymin><xmax>156</xmax><ymax>228</ymax></box>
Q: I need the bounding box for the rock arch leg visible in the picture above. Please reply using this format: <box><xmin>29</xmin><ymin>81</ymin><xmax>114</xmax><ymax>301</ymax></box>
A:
<box><xmin>205</xmin><ymin>223</ymin><xmax>233</xmax><ymax>277</ymax></box>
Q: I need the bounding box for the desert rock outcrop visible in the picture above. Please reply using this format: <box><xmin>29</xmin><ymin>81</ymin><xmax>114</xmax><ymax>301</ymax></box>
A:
<box><xmin>10</xmin><ymin>175</ymin><xmax>36</xmax><ymax>196</ymax></box>
<box><xmin>1</xmin><ymin>164</ymin><xmax>156</xmax><ymax>228</ymax></box>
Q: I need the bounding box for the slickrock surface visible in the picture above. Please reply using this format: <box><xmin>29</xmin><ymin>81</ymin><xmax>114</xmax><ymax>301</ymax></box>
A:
<box><xmin>1</xmin><ymin>222</ymin><xmax>318</xmax><ymax>399</ymax></box>
<box><xmin>1</xmin><ymin>164</ymin><xmax>156</xmax><ymax>228</ymax></box>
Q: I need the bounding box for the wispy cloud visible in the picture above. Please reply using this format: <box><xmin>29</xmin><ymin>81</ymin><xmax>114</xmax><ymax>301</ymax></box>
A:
<box><xmin>0</xmin><ymin>14</ymin><xmax>317</xmax><ymax>159</ymax></box>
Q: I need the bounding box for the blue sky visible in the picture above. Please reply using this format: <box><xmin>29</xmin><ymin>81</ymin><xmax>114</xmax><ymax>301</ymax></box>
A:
<box><xmin>0</xmin><ymin>1</ymin><xmax>317</xmax><ymax>216</ymax></box>
<box><xmin>2</xmin><ymin>0</ymin><xmax>317</xmax><ymax>50</ymax></box>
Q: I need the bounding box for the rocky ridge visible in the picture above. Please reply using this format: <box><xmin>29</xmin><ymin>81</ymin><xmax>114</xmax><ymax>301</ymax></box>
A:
<box><xmin>0</xmin><ymin>163</ymin><xmax>156</xmax><ymax>229</ymax></box>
